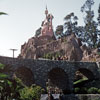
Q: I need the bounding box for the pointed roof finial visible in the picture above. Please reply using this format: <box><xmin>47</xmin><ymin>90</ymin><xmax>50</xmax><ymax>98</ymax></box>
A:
<box><xmin>46</xmin><ymin>5</ymin><xmax>47</xmax><ymax>10</ymax></box>
<box><xmin>45</xmin><ymin>5</ymin><xmax>48</xmax><ymax>16</ymax></box>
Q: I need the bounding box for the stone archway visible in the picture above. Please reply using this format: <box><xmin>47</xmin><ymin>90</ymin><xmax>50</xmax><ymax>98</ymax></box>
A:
<box><xmin>74</xmin><ymin>68</ymin><xmax>95</xmax><ymax>89</ymax></box>
<box><xmin>47</xmin><ymin>67</ymin><xmax>69</xmax><ymax>93</ymax></box>
<box><xmin>75</xmin><ymin>68</ymin><xmax>95</xmax><ymax>81</ymax></box>
<box><xmin>15</xmin><ymin>67</ymin><xmax>35</xmax><ymax>86</ymax></box>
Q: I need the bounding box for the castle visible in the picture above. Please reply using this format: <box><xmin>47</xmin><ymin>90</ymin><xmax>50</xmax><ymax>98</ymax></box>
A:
<box><xmin>40</xmin><ymin>6</ymin><xmax>54</xmax><ymax>37</ymax></box>
<box><xmin>19</xmin><ymin>7</ymin><xmax>100</xmax><ymax>62</ymax></box>
<box><xmin>18</xmin><ymin>7</ymin><xmax>83</xmax><ymax>60</ymax></box>
<box><xmin>0</xmin><ymin>6</ymin><xmax>100</xmax><ymax>100</ymax></box>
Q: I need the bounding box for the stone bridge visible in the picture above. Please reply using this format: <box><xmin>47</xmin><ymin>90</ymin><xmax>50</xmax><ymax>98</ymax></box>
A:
<box><xmin>0</xmin><ymin>56</ymin><xmax>100</xmax><ymax>91</ymax></box>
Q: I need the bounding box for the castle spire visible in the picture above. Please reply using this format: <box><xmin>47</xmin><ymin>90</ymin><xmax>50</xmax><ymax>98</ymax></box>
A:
<box><xmin>45</xmin><ymin>5</ymin><xmax>48</xmax><ymax>17</ymax></box>
<box><xmin>41</xmin><ymin>6</ymin><xmax>54</xmax><ymax>37</ymax></box>
<box><xmin>46</xmin><ymin>5</ymin><xmax>47</xmax><ymax>10</ymax></box>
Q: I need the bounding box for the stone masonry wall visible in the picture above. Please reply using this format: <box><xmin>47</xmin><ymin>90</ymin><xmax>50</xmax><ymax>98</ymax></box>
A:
<box><xmin>63</xmin><ymin>94</ymin><xmax>100</xmax><ymax>100</ymax></box>
<box><xmin>0</xmin><ymin>56</ymin><xmax>100</xmax><ymax>91</ymax></box>
<box><xmin>41</xmin><ymin>94</ymin><xmax>100</xmax><ymax>100</ymax></box>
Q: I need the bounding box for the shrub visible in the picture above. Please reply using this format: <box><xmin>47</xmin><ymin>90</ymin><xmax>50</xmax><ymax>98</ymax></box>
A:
<box><xmin>0</xmin><ymin>63</ymin><xmax>5</xmax><ymax>69</ymax></box>
<box><xmin>98</xmin><ymin>89</ymin><xmax>100</xmax><ymax>94</ymax></box>
<box><xmin>80</xmin><ymin>87</ymin><xmax>88</xmax><ymax>94</ymax></box>
<box><xmin>44</xmin><ymin>53</ymin><xmax>52</xmax><ymax>59</ymax></box>
<box><xmin>74</xmin><ymin>87</ymin><xmax>80</xmax><ymax>93</ymax></box>
<box><xmin>87</xmin><ymin>87</ymin><xmax>98</xmax><ymax>94</ymax></box>
<box><xmin>19</xmin><ymin>84</ymin><xmax>45</xmax><ymax>100</ymax></box>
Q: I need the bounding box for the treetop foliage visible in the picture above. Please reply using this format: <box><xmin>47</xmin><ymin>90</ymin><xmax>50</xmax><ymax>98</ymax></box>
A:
<box><xmin>54</xmin><ymin>0</ymin><xmax>100</xmax><ymax>48</ymax></box>
<box><xmin>81</xmin><ymin>0</ymin><xmax>94</xmax><ymax>12</ymax></box>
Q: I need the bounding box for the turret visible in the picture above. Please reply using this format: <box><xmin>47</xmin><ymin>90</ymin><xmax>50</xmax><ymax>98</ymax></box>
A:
<box><xmin>41</xmin><ymin>6</ymin><xmax>54</xmax><ymax>37</ymax></box>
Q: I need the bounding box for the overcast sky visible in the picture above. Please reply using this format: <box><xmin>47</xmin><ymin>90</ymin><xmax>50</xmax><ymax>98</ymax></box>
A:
<box><xmin>0</xmin><ymin>0</ymin><xmax>100</xmax><ymax>57</ymax></box>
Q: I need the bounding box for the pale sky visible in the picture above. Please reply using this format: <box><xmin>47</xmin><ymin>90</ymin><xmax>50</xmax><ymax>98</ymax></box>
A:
<box><xmin>0</xmin><ymin>0</ymin><xmax>100</xmax><ymax>57</ymax></box>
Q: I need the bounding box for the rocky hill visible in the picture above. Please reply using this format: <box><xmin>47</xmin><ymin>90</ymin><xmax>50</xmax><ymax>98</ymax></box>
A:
<box><xmin>18</xmin><ymin>34</ymin><xmax>100</xmax><ymax>61</ymax></box>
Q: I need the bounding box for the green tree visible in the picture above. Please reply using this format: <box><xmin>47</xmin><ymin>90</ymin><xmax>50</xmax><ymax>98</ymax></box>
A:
<box><xmin>97</xmin><ymin>4</ymin><xmax>100</xmax><ymax>47</ymax></box>
<box><xmin>64</xmin><ymin>12</ymin><xmax>78</xmax><ymax>36</ymax></box>
<box><xmin>81</xmin><ymin>0</ymin><xmax>98</xmax><ymax>48</ymax></box>
<box><xmin>97</xmin><ymin>4</ymin><xmax>100</xmax><ymax>25</ymax></box>
<box><xmin>55</xmin><ymin>25</ymin><xmax>63</xmax><ymax>38</ymax></box>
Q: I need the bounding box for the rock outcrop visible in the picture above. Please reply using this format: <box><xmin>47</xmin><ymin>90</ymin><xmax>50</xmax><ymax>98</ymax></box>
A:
<box><xmin>82</xmin><ymin>48</ymin><xmax>100</xmax><ymax>62</ymax></box>
<box><xmin>19</xmin><ymin>34</ymin><xmax>100</xmax><ymax>61</ymax></box>
<box><xmin>19</xmin><ymin>34</ymin><xmax>83</xmax><ymax>61</ymax></box>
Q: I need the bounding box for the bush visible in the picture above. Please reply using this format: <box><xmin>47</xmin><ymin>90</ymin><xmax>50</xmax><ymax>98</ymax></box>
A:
<box><xmin>0</xmin><ymin>63</ymin><xmax>5</xmax><ymax>69</ymax></box>
<box><xmin>44</xmin><ymin>53</ymin><xmax>52</xmax><ymax>59</ymax></box>
<box><xmin>80</xmin><ymin>87</ymin><xmax>88</xmax><ymax>94</ymax></box>
<box><xmin>98</xmin><ymin>89</ymin><xmax>100</xmax><ymax>94</ymax></box>
<box><xmin>74</xmin><ymin>87</ymin><xmax>100</xmax><ymax>94</ymax></box>
<box><xmin>74</xmin><ymin>87</ymin><xmax>80</xmax><ymax>93</ymax></box>
<box><xmin>19</xmin><ymin>84</ymin><xmax>45</xmax><ymax>100</ymax></box>
<box><xmin>87</xmin><ymin>87</ymin><xmax>98</xmax><ymax>94</ymax></box>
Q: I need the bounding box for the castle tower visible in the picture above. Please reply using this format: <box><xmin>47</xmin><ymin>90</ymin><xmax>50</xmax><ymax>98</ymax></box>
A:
<box><xmin>41</xmin><ymin>6</ymin><xmax>54</xmax><ymax>37</ymax></box>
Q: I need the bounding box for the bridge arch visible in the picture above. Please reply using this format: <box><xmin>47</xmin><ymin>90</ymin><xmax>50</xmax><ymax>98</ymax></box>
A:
<box><xmin>73</xmin><ymin>67</ymin><xmax>96</xmax><ymax>88</ymax></box>
<box><xmin>47</xmin><ymin>67</ymin><xmax>69</xmax><ymax>92</ymax></box>
<box><xmin>74</xmin><ymin>68</ymin><xmax>95</xmax><ymax>81</ymax></box>
<box><xmin>15</xmin><ymin>66</ymin><xmax>35</xmax><ymax>86</ymax></box>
